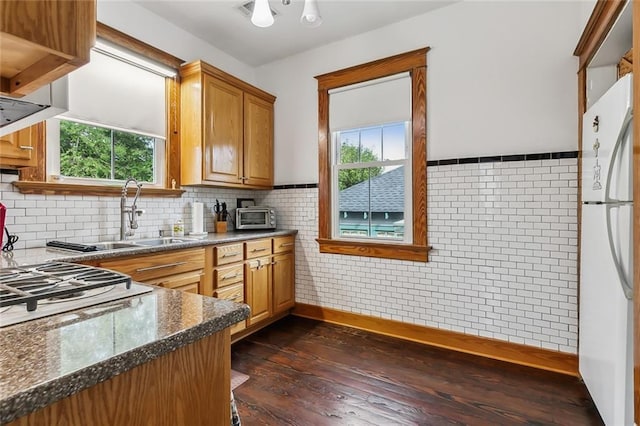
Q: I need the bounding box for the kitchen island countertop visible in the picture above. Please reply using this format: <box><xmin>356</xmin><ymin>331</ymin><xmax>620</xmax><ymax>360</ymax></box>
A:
<box><xmin>0</xmin><ymin>286</ymin><xmax>250</xmax><ymax>424</ymax></box>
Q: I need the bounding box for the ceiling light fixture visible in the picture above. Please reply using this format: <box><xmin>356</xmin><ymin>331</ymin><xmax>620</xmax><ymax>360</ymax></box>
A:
<box><xmin>300</xmin><ymin>0</ymin><xmax>322</xmax><ymax>27</ymax></box>
<box><xmin>248</xmin><ymin>0</ymin><xmax>322</xmax><ymax>29</ymax></box>
<box><xmin>251</xmin><ymin>0</ymin><xmax>274</xmax><ymax>27</ymax></box>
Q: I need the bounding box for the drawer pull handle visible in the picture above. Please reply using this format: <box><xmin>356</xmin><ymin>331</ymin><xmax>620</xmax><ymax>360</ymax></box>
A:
<box><xmin>19</xmin><ymin>145</ymin><xmax>34</xmax><ymax>150</ymax></box>
<box><xmin>222</xmin><ymin>252</ymin><xmax>241</xmax><ymax>258</ymax></box>
<box><xmin>136</xmin><ymin>261</ymin><xmax>188</xmax><ymax>272</ymax></box>
<box><xmin>251</xmin><ymin>247</ymin><xmax>268</xmax><ymax>252</ymax></box>
<box><xmin>222</xmin><ymin>272</ymin><xmax>240</xmax><ymax>280</ymax></box>
<box><xmin>280</xmin><ymin>242</ymin><xmax>294</xmax><ymax>247</ymax></box>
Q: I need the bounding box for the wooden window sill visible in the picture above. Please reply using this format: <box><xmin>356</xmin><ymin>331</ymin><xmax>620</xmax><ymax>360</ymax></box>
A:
<box><xmin>316</xmin><ymin>238</ymin><xmax>430</xmax><ymax>262</ymax></box>
<box><xmin>12</xmin><ymin>181</ymin><xmax>185</xmax><ymax>197</ymax></box>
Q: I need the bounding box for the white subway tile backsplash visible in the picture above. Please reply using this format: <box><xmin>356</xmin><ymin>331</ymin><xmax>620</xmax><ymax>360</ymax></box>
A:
<box><xmin>255</xmin><ymin>157</ymin><xmax>579</xmax><ymax>354</ymax></box>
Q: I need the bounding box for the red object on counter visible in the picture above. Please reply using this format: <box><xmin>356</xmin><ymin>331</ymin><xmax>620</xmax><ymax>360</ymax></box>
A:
<box><xmin>0</xmin><ymin>203</ymin><xmax>5</xmax><ymax>248</ymax></box>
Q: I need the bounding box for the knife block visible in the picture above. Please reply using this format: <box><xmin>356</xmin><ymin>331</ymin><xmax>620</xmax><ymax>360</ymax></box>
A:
<box><xmin>215</xmin><ymin>221</ymin><xmax>227</xmax><ymax>233</ymax></box>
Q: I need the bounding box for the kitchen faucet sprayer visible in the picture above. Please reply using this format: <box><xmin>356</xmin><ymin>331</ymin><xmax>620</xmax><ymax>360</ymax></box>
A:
<box><xmin>120</xmin><ymin>177</ymin><xmax>144</xmax><ymax>240</ymax></box>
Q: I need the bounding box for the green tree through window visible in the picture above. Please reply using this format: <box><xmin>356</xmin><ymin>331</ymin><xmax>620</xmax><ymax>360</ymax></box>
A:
<box><xmin>60</xmin><ymin>120</ymin><xmax>155</xmax><ymax>182</ymax></box>
<box><xmin>338</xmin><ymin>142</ymin><xmax>382</xmax><ymax>190</ymax></box>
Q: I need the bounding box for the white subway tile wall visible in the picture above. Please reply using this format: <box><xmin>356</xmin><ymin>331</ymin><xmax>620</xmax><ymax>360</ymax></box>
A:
<box><xmin>0</xmin><ymin>157</ymin><xmax>578</xmax><ymax>353</ymax></box>
<box><xmin>256</xmin><ymin>158</ymin><xmax>579</xmax><ymax>353</ymax></box>
<box><xmin>0</xmin><ymin>173</ymin><xmax>258</xmax><ymax>247</ymax></box>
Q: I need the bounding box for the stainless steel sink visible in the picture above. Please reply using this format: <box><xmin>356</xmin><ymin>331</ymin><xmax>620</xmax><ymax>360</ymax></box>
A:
<box><xmin>93</xmin><ymin>241</ymin><xmax>139</xmax><ymax>251</ymax></box>
<box><xmin>132</xmin><ymin>237</ymin><xmax>198</xmax><ymax>247</ymax></box>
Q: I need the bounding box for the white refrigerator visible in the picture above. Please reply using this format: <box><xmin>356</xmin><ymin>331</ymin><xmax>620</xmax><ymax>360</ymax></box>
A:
<box><xmin>580</xmin><ymin>73</ymin><xmax>634</xmax><ymax>426</ymax></box>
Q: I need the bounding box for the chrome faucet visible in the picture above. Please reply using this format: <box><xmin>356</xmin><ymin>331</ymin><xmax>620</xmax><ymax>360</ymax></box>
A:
<box><xmin>120</xmin><ymin>177</ymin><xmax>144</xmax><ymax>240</ymax></box>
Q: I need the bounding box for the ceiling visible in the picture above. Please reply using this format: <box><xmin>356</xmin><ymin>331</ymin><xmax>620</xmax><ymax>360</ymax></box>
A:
<box><xmin>133</xmin><ymin>0</ymin><xmax>456</xmax><ymax>67</ymax></box>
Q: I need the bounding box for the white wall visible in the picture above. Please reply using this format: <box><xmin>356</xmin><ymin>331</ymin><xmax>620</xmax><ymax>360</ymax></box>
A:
<box><xmin>97</xmin><ymin>0</ymin><xmax>257</xmax><ymax>85</ymax></box>
<box><xmin>257</xmin><ymin>1</ymin><xmax>583</xmax><ymax>185</ymax></box>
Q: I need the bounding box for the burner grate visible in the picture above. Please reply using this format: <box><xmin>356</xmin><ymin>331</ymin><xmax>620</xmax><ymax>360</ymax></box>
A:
<box><xmin>0</xmin><ymin>262</ymin><xmax>132</xmax><ymax>312</ymax></box>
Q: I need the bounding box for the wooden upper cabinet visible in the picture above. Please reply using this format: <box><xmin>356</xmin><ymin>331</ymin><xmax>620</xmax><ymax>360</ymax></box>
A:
<box><xmin>244</xmin><ymin>93</ymin><xmax>274</xmax><ymax>187</ymax></box>
<box><xmin>0</xmin><ymin>0</ymin><xmax>96</xmax><ymax>97</ymax></box>
<box><xmin>0</xmin><ymin>122</ymin><xmax>43</xmax><ymax>168</ymax></box>
<box><xmin>180</xmin><ymin>60</ymin><xmax>276</xmax><ymax>189</ymax></box>
<box><xmin>203</xmin><ymin>75</ymin><xmax>244</xmax><ymax>184</ymax></box>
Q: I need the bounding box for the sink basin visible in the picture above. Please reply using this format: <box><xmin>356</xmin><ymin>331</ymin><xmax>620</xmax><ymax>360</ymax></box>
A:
<box><xmin>93</xmin><ymin>242</ymin><xmax>139</xmax><ymax>251</ymax></box>
<box><xmin>132</xmin><ymin>237</ymin><xmax>198</xmax><ymax>247</ymax></box>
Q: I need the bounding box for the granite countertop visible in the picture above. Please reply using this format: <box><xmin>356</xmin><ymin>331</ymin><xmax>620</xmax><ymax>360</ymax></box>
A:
<box><xmin>0</xmin><ymin>286</ymin><xmax>250</xmax><ymax>424</ymax></box>
<box><xmin>0</xmin><ymin>229</ymin><xmax>297</xmax><ymax>267</ymax></box>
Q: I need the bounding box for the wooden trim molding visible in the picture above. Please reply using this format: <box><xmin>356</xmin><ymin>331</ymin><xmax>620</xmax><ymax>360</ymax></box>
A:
<box><xmin>315</xmin><ymin>48</ymin><xmax>429</xmax><ymax>262</ymax></box>
<box><xmin>315</xmin><ymin>47</ymin><xmax>430</xmax><ymax>90</ymax></box>
<box><xmin>12</xmin><ymin>181</ymin><xmax>185</xmax><ymax>197</ymax></box>
<box><xmin>96</xmin><ymin>22</ymin><xmax>184</xmax><ymax>69</ymax></box>
<box><xmin>573</xmin><ymin>0</ymin><xmax>627</xmax><ymax>70</ymax></box>
<box><xmin>316</xmin><ymin>238</ymin><xmax>430</xmax><ymax>262</ymax></box>
<box><xmin>292</xmin><ymin>303</ymin><xmax>579</xmax><ymax>377</ymax></box>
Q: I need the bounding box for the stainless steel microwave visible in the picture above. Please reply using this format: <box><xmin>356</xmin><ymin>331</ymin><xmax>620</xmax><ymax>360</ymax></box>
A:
<box><xmin>235</xmin><ymin>207</ymin><xmax>276</xmax><ymax>230</ymax></box>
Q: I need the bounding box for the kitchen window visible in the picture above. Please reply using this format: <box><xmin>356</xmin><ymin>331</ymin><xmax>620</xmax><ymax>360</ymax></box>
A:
<box><xmin>316</xmin><ymin>48</ymin><xmax>429</xmax><ymax>261</ymax></box>
<box><xmin>47</xmin><ymin>43</ymin><xmax>171</xmax><ymax>187</ymax></box>
<box><xmin>332</xmin><ymin>121</ymin><xmax>411</xmax><ymax>242</ymax></box>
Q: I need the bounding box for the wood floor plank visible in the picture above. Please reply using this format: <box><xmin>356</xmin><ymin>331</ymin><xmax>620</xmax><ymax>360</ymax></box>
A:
<box><xmin>231</xmin><ymin>317</ymin><xmax>603</xmax><ymax>425</ymax></box>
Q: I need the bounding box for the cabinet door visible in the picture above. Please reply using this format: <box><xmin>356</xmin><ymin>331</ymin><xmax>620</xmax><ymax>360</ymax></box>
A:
<box><xmin>203</xmin><ymin>75</ymin><xmax>243</xmax><ymax>184</ymax></box>
<box><xmin>0</xmin><ymin>123</ymin><xmax>42</xmax><ymax>168</ymax></box>
<box><xmin>243</xmin><ymin>93</ymin><xmax>273</xmax><ymax>187</ymax></box>
<box><xmin>245</xmin><ymin>257</ymin><xmax>272</xmax><ymax>326</ymax></box>
<box><xmin>272</xmin><ymin>252</ymin><xmax>295</xmax><ymax>313</ymax></box>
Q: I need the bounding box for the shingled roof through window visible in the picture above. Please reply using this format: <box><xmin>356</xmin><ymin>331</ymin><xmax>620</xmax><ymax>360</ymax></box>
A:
<box><xmin>339</xmin><ymin>166</ymin><xmax>405</xmax><ymax>213</ymax></box>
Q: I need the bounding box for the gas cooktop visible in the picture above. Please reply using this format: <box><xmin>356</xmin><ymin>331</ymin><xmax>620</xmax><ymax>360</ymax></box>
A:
<box><xmin>0</xmin><ymin>262</ymin><xmax>152</xmax><ymax>328</ymax></box>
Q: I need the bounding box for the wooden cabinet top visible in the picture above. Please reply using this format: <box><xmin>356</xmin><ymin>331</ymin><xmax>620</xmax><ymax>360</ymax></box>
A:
<box><xmin>180</xmin><ymin>59</ymin><xmax>276</xmax><ymax>103</ymax></box>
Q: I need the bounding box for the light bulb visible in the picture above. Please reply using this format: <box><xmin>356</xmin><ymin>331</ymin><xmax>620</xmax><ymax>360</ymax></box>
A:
<box><xmin>251</xmin><ymin>0</ymin><xmax>274</xmax><ymax>28</ymax></box>
<box><xmin>300</xmin><ymin>0</ymin><xmax>322</xmax><ymax>28</ymax></box>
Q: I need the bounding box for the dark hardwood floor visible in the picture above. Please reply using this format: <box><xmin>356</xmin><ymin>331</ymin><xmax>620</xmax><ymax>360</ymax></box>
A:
<box><xmin>231</xmin><ymin>316</ymin><xmax>603</xmax><ymax>426</ymax></box>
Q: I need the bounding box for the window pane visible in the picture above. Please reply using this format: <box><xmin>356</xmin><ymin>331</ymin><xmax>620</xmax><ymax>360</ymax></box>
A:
<box><xmin>338</xmin><ymin>130</ymin><xmax>359</xmax><ymax>164</ymax></box>
<box><xmin>113</xmin><ymin>130</ymin><xmax>155</xmax><ymax>182</ymax></box>
<box><xmin>60</xmin><ymin>121</ymin><xmax>111</xmax><ymax>179</ymax></box>
<box><xmin>382</xmin><ymin>123</ymin><xmax>406</xmax><ymax>161</ymax></box>
<box><xmin>360</xmin><ymin>127</ymin><xmax>381</xmax><ymax>161</ymax></box>
<box><xmin>338</xmin><ymin>166</ymin><xmax>405</xmax><ymax>240</ymax></box>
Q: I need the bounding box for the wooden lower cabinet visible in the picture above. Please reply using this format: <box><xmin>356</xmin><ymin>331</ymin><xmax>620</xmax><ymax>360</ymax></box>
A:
<box><xmin>245</xmin><ymin>256</ymin><xmax>272</xmax><ymax>326</ymax></box>
<box><xmin>6</xmin><ymin>329</ymin><xmax>231</xmax><ymax>426</ymax></box>
<box><xmin>272</xmin><ymin>251</ymin><xmax>295</xmax><ymax>314</ymax></box>
<box><xmin>214</xmin><ymin>282</ymin><xmax>246</xmax><ymax>334</ymax></box>
<box><xmin>147</xmin><ymin>270</ymin><xmax>202</xmax><ymax>294</ymax></box>
<box><xmin>97</xmin><ymin>248</ymin><xmax>205</xmax><ymax>294</ymax></box>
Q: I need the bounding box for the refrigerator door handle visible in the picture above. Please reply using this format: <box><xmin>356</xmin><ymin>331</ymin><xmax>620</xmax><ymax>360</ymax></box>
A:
<box><xmin>605</xmin><ymin>204</ymin><xmax>633</xmax><ymax>300</ymax></box>
<box><xmin>604</xmin><ymin>108</ymin><xmax>633</xmax><ymax>204</ymax></box>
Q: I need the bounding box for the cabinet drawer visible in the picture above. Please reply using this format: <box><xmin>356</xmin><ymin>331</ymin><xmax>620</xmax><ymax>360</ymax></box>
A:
<box><xmin>214</xmin><ymin>282</ymin><xmax>246</xmax><ymax>335</ymax></box>
<box><xmin>147</xmin><ymin>270</ymin><xmax>202</xmax><ymax>294</ymax></box>
<box><xmin>214</xmin><ymin>264</ymin><xmax>244</xmax><ymax>289</ymax></box>
<box><xmin>273</xmin><ymin>235</ymin><xmax>294</xmax><ymax>253</ymax></box>
<box><xmin>213</xmin><ymin>282</ymin><xmax>244</xmax><ymax>303</ymax></box>
<box><xmin>245</xmin><ymin>239</ymin><xmax>271</xmax><ymax>259</ymax></box>
<box><xmin>214</xmin><ymin>243</ymin><xmax>244</xmax><ymax>266</ymax></box>
<box><xmin>99</xmin><ymin>248</ymin><xmax>204</xmax><ymax>283</ymax></box>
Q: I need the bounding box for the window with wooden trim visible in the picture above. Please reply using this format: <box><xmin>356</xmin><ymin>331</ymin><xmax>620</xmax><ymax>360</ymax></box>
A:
<box><xmin>13</xmin><ymin>23</ymin><xmax>184</xmax><ymax>197</ymax></box>
<box><xmin>315</xmin><ymin>48</ymin><xmax>429</xmax><ymax>262</ymax></box>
